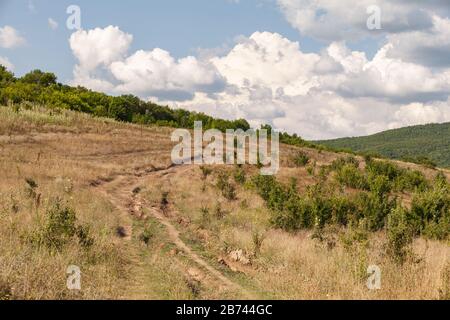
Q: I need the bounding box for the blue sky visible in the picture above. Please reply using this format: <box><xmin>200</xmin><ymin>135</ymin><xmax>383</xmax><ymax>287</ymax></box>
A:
<box><xmin>1</xmin><ymin>0</ymin><xmax>450</xmax><ymax>139</ymax></box>
<box><xmin>0</xmin><ymin>0</ymin><xmax>325</xmax><ymax>81</ymax></box>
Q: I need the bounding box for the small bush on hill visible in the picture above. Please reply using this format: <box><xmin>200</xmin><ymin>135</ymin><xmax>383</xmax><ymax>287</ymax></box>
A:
<box><xmin>386</xmin><ymin>206</ymin><xmax>414</xmax><ymax>265</ymax></box>
<box><xmin>292</xmin><ymin>151</ymin><xmax>310</xmax><ymax>167</ymax></box>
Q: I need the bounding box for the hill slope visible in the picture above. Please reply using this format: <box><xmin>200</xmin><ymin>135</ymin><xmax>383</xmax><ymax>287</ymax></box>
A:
<box><xmin>315</xmin><ymin>122</ymin><xmax>450</xmax><ymax>168</ymax></box>
<box><xmin>1</xmin><ymin>105</ymin><xmax>449</xmax><ymax>300</ymax></box>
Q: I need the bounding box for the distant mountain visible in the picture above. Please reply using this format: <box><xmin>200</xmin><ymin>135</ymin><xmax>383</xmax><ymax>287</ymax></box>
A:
<box><xmin>315</xmin><ymin>122</ymin><xmax>450</xmax><ymax>168</ymax></box>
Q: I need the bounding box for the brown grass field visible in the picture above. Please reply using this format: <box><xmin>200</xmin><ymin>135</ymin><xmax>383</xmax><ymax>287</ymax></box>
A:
<box><xmin>0</xmin><ymin>105</ymin><xmax>448</xmax><ymax>300</ymax></box>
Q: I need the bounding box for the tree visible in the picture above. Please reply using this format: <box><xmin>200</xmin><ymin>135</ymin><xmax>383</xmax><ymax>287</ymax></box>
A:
<box><xmin>20</xmin><ymin>70</ymin><xmax>57</xmax><ymax>87</ymax></box>
<box><xmin>0</xmin><ymin>65</ymin><xmax>15</xmax><ymax>86</ymax></box>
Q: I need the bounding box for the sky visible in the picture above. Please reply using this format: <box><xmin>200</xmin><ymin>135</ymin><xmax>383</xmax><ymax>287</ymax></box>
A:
<box><xmin>1</xmin><ymin>0</ymin><xmax>450</xmax><ymax>140</ymax></box>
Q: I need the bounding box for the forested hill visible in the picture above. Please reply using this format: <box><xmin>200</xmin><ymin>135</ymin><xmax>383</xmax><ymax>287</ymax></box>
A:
<box><xmin>0</xmin><ymin>66</ymin><xmax>309</xmax><ymax>147</ymax></box>
<box><xmin>315</xmin><ymin>122</ymin><xmax>450</xmax><ymax>168</ymax></box>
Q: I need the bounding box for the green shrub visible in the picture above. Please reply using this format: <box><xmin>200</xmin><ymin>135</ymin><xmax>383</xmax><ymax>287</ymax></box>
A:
<box><xmin>435</xmin><ymin>171</ymin><xmax>448</xmax><ymax>187</ymax></box>
<box><xmin>335</xmin><ymin>164</ymin><xmax>368</xmax><ymax>190</ymax></box>
<box><xmin>367</xmin><ymin>172</ymin><xmax>391</xmax><ymax>197</ymax></box>
<box><xmin>386</xmin><ymin>206</ymin><xmax>414</xmax><ymax>264</ymax></box>
<box><xmin>292</xmin><ymin>151</ymin><xmax>310</xmax><ymax>167</ymax></box>
<box><xmin>353</xmin><ymin>192</ymin><xmax>397</xmax><ymax>231</ymax></box>
<box><xmin>407</xmin><ymin>184</ymin><xmax>450</xmax><ymax>240</ymax></box>
<box><xmin>331</xmin><ymin>156</ymin><xmax>359</xmax><ymax>170</ymax></box>
<box><xmin>394</xmin><ymin>169</ymin><xmax>428</xmax><ymax>192</ymax></box>
<box><xmin>41</xmin><ymin>201</ymin><xmax>77</xmax><ymax>249</ymax></box>
<box><xmin>31</xmin><ymin>200</ymin><xmax>94</xmax><ymax>251</ymax></box>
<box><xmin>366</xmin><ymin>159</ymin><xmax>402</xmax><ymax>181</ymax></box>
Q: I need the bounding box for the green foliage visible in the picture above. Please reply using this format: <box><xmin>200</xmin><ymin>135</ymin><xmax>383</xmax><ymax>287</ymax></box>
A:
<box><xmin>386</xmin><ymin>206</ymin><xmax>413</xmax><ymax>264</ymax></box>
<box><xmin>407</xmin><ymin>184</ymin><xmax>450</xmax><ymax>240</ymax></box>
<box><xmin>20</xmin><ymin>70</ymin><xmax>57</xmax><ymax>87</ymax></box>
<box><xmin>352</xmin><ymin>192</ymin><xmax>397</xmax><ymax>231</ymax></box>
<box><xmin>31</xmin><ymin>200</ymin><xmax>94</xmax><ymax>251</ymax></box>
<box><xmin>292</xmin><ymin>151</ymin><xmax>310</xmax><ymax>167</ymax></box>
<box><xmin>334</xmin><ymin>158</ymin><xmax>428</xmax><ymax>193</ymax></box>
<box><xmin>335</xmin><ymin>164</ymin><xmax>368</xmax><ymax>190</ymax></box>
<box><xmin>330</xmin><ymin>156</ymin><xmax>360</xmax><ymax>170</ymax></box>
<box><xmin>0</xmin><ymin>68</ymin><xmax>251</xmax><ymax>132</ymax></box>
<box><xmin>316</xmin><ymin>122</ymin><xmax>450</xmax><ymax>168</ymax></box>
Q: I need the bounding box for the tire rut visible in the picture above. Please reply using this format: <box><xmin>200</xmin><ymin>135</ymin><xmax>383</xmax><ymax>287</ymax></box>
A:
<box><xmin>94</xmin><ymin>163</ymin><xmax>254</xmax><ymax>299</ymax></box>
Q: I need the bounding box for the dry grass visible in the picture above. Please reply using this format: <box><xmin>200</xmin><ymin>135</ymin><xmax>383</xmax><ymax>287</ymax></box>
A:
<box><xmin>0</xmin><ymin>105</ymin><xmax>448</xmax><ymax>300</ymax></box>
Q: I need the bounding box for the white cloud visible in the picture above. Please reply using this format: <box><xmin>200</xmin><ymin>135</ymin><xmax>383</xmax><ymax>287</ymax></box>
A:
<box><xmin>171</xmin><ymin>32</ymin><xmax>450</xmax><ymax>139</ymax></box>
<box><xmin>0</xmin><ymin>56</ymin><xmax>14</xmax><ymax>71</ymax></box>
<box><xmin>0</xmin><ymin>26</ymin><xmax>26</xmax><ymax>49</ymax></box>
<box><xmin>70</xmin><ymin>26</ymin><xmax>224</xmax><ymax>100</ymax></box>
<box><xmin>212</xmin><ymin>31</ymin><xmax>319</xmax><ymax>96</ymax></box>
<box><xmin>276</xmin><ymin>0</ymin><xmax>448</xmax><ymax>42</ymax></box>
<box><xmin>69</xmin><ymin>27</ymin><xmax>450</xmax><ymax>140</ymax></box>
<box><xmin>48</xmin><ymin>18</ymin><xmax>58</xmax><ymax>30</ymax></box>
<box><xmin>386</xmin><ymin>15</ymin><xmax>450</xmax><ymax>68</ymax></box>
<box><xmin>69</xmin><ymin>26</ymin><xmax>133</xmax><ymax>91</ymax></box>
<box><xmin>70</xmin><ymin>26</ymin><xmax>132</xmax><ymax>72</ymax></box>
<box><xmin>110</xmin><ymin>49</ymin><xmax>225</xmax><ymax>100</ymax></box>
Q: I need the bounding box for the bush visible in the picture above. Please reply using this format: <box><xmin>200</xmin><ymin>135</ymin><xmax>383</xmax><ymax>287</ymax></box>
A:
<box><xmin>32</xmin><ymin>200</ymin><xmax>94</xmax><ymax>251</ymax></box>
<box><xmin>394</xmin><ymin>169</ymin><xmax>428</xmax><ymax>192</ymax></box>
<box><xmin>386</xmin><ymin>206</ymin><xmax>414</xmax><ymax>264</ymax></box>
<box><xmin>331</xmin><ymin>156</ymin><xmax>359</xmax><ymax>170</ymax></box>
<box><xmin>367</xmin><ymin>172</ymin><xmax>391</xmax><ymax>197</ymax></box>
<box><xmin>353</xmin><ymin>192</ymin><xmax>397</xmax><ymax>231</ymax></box>
<box><xmin>366</xmin><ymin>159</ymin><xmax>402</xmax><ymax>181</ymax></box>
<box><xmin>292</xmin><ymin>151</ymin><xmax>310</xmax><ymax>167</ymax></box>
<box><xmin>407</xmin><ymin>184</ymin><xmax>450</xmax><ymax>240</ymax></box>
<box><xmin>335</xmin><ymin>164</ymin><xmax>368</xmax><ymax>190</ymax></box>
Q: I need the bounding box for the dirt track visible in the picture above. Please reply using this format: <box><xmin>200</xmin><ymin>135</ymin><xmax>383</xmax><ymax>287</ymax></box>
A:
<box><xmin>94</xmin><ymin>163</ymin><xmax>254</xmax><ymax>299</ymax></box>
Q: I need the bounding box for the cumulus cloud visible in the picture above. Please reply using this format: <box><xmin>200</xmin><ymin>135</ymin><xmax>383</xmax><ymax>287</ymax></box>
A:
<box><xmin>386</xmin><ymin>15</ymin><xmax>450</xmax><ymax>68</ymax></box>
<box><xmin>0</xmin><ymin>56</ymin><xmax>14</xmax><ymax>70</ymax></box>
<box><xmin>0</xmin><ymin>26</ymin><xmax>26</xmax><ymax>48</ymax></box>
<box><xmin>68</xmin><ymin>26</ymin><xmax>450</xmax><ymax>139</ymax></box>
<box><xmin>110</xmin><ymin>49</ymin><xmax>225</xmax><ymax>100</ymax></box>
<box><xmin>171</xmin><ymin>32</ymin><xmax>450</xmax><ymax>139</ymax></box>
<box><xmin>69</xmin><ymin>26</ymin><xmax>133</xmax><ymax>91</ymax></box>
<box><xmin>276</xmin><ymin>0</ymin><xmax>449</xmax><ymax>42</ymax></box>
<box><xmin>69</xmin><ymin>26</ymin><xmax>225</xmax><ymax>100</ymax></box>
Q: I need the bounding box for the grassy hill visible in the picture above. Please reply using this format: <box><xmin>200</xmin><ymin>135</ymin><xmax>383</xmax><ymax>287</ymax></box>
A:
<box><xmin>315</xmin><ymin>122</ymin><xmax>450</xmax><ymax>168</ymax></box>
<box><xmin>0</xmin><ymin>105</ymin><xmax>449</xmax><ymax>300</ymax></box>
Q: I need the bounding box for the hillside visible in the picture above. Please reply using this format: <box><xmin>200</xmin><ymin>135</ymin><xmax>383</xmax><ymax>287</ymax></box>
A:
<box><xmin>0</xmin><ymin>105</ymin><xmax>449</xmax><ymax>300</ymax></box>
<box><xmin>315</xmin><ymin>122</ymin><xmax>450</xmax><ymax>168</ymax></box>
